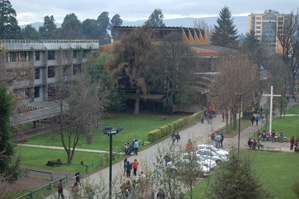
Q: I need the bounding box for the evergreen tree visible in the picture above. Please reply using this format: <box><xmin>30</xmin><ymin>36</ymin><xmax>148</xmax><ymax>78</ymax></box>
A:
<box><xmin>21</xmin><ymin>25</ymin><xmax>39</xmax><ymax>39</ymax></box>
<box><xmin>110</xmin><ymin>14</ymin><xmax>123</xmax><ymax>39</ymax></box>
<box><xmin>82</xmin><ymin>19</ymin><xmax>100</xmax><ymax>39</ymax></box>
<box><xmin>39</xmin><ymin>15</ymin><xmax>57</xmax><ymax>39</ymax></box>
<box><xmin>145</xmin><ymin>9</ymin><xmax>166</xmax><ymax>27</ymax></box>
<box><xmin>57</xmin><ymin>13</ymin><xmax>84</xmax><ymax>39</ymax></box>
<box><xmin>206</xmin><ymin>149</ymin><xmax>273</xmax><ymax>199</ymax></box>
<box><xmin>243</xmin><ymin>30</ymin><xmax>260</xmax><ymax>52</ymax></box>
<box><xmin>97</xmin><ymin>11</ymin><xmax>111</xmax><ymax>45</ymax></box>
<box><xmin>211</xmin><ymin>6</ymin><xmax>238</xmax><ymax>48</ymax></box>
<box><xmin>0</xmin><ymin>0</ymin><xmax>21</xmax><ymax>39</ymax></box>
<box><xmin>0</xmin><ymin>83</ymin><xmax>20</xmax><ymax>183</ymax></box>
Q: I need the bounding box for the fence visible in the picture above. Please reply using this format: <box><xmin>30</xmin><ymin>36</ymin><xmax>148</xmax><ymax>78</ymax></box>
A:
<box><xmin>25</xmin><ymin>169</ymin><xmax>53</xmax><ymax>181</ymax></box>
<box><xmin>16</xmin><ymin>175</ymin><xmax>68</xmax><ymax>199</ymax></box>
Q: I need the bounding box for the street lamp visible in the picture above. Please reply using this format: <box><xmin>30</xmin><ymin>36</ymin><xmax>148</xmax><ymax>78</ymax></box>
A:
<box><xmin>101</xmin><ymin>126</ymin><xmax>123</xmax><ymax>199</ymax></box>
<box><xmin>283</xmin><ymin>76</ymin><xmax>288</xmax><ymax>117</ymax></box>
<box><xmin>235</xmin><ymin>92</ymin><xmax>246</xmax><ymax>156</ymax></box>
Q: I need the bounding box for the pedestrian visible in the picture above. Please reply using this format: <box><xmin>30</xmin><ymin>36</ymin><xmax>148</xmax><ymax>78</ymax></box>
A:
<box><xmin>295</xmin><ymin>138</ymin><xmax>299</xmax><ymax>152</ymax></box>
<box><xmin>72</xmin><ymin>182</ymin><xmax>79</xmax><ymax>199</ymax></box>
<box><xmin>176</xmin><ymin>132</ymin><xmax>180</xmax><ymax>145</ymax></box>
<box><xmin>255</xmin><ymin>115</ymin><xmax>259</xmax><ymax>126</ymax></box>
<box><xmin>248</xmin><ymin>138</ymin><xmax>252</xmax><ymax>149</ymax></box>
<box><xmin>149</xmin><ymin>191</ymin><xmax>155</xmax><ymax>199</ymax></box>
<box><xmin>280</xmin><ymin>129</ymin><xmax>284</xmax><ymax>142</ymax></box>
<box><xmin>57</xmin><ymin>179</ymin><xmax>65</xmax><ymax>198</ymax></box>
<box><xmin>74</xmin><ymin>170</ymin><xmax>81</xmax><ymax>185</ymax></box>
<box><xmin>271</xmin><ymin>130</ymin><xmax>276</xmax><ymax>143</ymax></box>
<box><xmin>220</xmin><ymin>133</ymin><xmax>224</xmax><ymax>147</ymax></box>
<box><xmin>124</xmin><ymin>158</ymin><xmax>128</xmax><ymax>175</ymax></box>
<box><xmin>216</xmin><ymin>134</ymin><xmax>222</xmax><ymax>148</ymax></box>
<box><xmin>211</xmin><ymin>133</ymin><xmax>215</xmax><ymax>146</ymax></box>
<box><xmin>266</xmin><ymin>132</ymin><xmax>271</xmax><ymax>141</ymax></box>
<box><xmin>209</xmin><ymin>113</ymin><xmax>213</xmax><ymax>124</ymax></box>
<box><xmin>133</xmin><ymin>139</ymin><xmax>139</xmax><ymax>155</ymax></box>
<box><xmin>164</xmin><ymin>153</ymin><xmax>171</xmax><ymax>166</ymax></box>
<box><xmin>257</xmin><ymin>131</ymin><xmax>261</xmax><ymax>140</ymax></box>
<box><xmin>222</xmin><ymin>112</ymin><xmax>225</xmax><ymax>122</ymax></box>
<box><xmin>171</xmin><ymin>132</ymin><xmax>176</xmax><ymax>145</ymax></box>
<box><xmin>186</xmin><ymin>139</ymin><xmax>192</xmax><ymax>150</ymax></box>
<box><xmin>252</xmin><ymin>139</ymin><xmax>257</xmax><ymax>149</ymax></box>
<box><xmin>132</xmin><ymin>159</ymin><xmax>139</xmax><ymax>176</ymax></box>
<box><xmin>157</xmin><ymin>189</ymin><xmax>165</xmax><ymax>199</ymax></box>
<box><xmin>250</xmin><ymin>115</ymin><xmax>255</xmax><ymax>126</ymax></box>
<box><xmin>126</xmin><ymin>161</ymin><xmax>132</xmax><ymax>177</ymax></box>
<box><xmin>290</xmin><ymin>136</ymin><xmax>295</xmax><ymax>150</ymax></box>
<box><xmin>201</xmin><ymin>114</ymin><xmax>204</xmax><ymax>124</ymax></box>
<box><xmin>139</xmin><ymin>171</ymin><xmax>146</xmax><ymax>180</ymax></box>
<box><xmin>262</xmin><ymin>130</ymin><xmax>266</xmax><ymax>142</ymax></box>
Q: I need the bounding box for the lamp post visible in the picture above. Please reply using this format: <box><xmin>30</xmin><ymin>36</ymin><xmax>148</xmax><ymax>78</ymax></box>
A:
<box><xmin>101</xmin><ymin>126</ymin><xmax>123</xmax><ymax>199</ymax></box>
<box><xmin>283</xmin><ymin>76</ymin><xmax>288</xmax><ymax>117</ymax></box>
<box><xmin>235</xmin><ymin>92</ymin><xmax>246</xmax><ymax>156</ymax></box>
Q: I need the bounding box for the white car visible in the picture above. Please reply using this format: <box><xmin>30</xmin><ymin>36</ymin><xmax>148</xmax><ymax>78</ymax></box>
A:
<box><xmin>197</xmin><ymin>144</ymin><xmax>229</xmax><ymax>156</ymax></box>
<box><xmin>196</xmin><ymin>150</ymin><xmax>229</xmax><ymax>164</ymax></box>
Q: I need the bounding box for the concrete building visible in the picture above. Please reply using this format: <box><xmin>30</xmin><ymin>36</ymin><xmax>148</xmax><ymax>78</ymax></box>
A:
<box><xmin>0</xmin><ymin>40</ymin><xmax>99</xmax><ymax>124</ymax></box>
<box><xmin>248</xmin><ymin>10</ymin><xmax>292</xmax><ymax>53</ymax></box>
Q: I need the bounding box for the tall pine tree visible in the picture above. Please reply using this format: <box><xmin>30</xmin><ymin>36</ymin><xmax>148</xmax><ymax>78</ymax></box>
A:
<box><xmin>211</xmin><ymin>6</ymin><xmax>238</xmax><ymax>48</ymax></box>
<box><xmin>0</xmin><ymin>83</ymin><xmax>20</xmax><ymax>183</ymax></box>
<box><xmin>0</xmin><ymin>0</ymin><xmax>20</xmax><ymax>39</ymax></box>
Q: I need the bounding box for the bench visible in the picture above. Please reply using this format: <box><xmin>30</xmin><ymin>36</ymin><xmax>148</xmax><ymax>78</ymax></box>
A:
<box><xmin>266</xmin><ymin>146</ymin><xmax>282</xmax><ymax>151</ymax></box>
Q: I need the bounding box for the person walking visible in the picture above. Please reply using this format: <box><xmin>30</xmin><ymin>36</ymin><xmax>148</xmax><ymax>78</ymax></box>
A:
<box><xmin>250</xmin><ymin>115</ymin><xmax>255</xmax><ymax>126</ymax></box>
<box><xmin>57</xmin><ymin>179</ymin><xmax>65</xmax><ymax>198</ymax></box>
<box><xmin>290</xmin><ymin>136</ymin><xmax>295</xmax><ymax>150</ymax></box>
<box><xmin>132</xmin><ymin>159</ymin><xmax>139</xmax><ymax>176</ymax></box>
<box><xmin>176</xmin><ymin>132</ymin><xmax>180</xmax><ymax>145</ymax></box>
<box><xmin>171</xmin><ymin>132</ymin><xmax>176</xmax><ymax>145</ymax></box>
<box><xmin>133</xmin><ymin>139</ymin><xmax>139</xmax><ymax>155</ymax></box>
<box><xmin>220</xmin><ymin>133</ymin><xmax>224</xmax><ymax>147</ymax></box>
<box><xmin>126</xmin><ymin>161</ymin><xmax>132</xmax><ymax>177</ymax></box>
<box><xmin>186</xmin><ymin>139</ymin><xmax>192</xmax><ymax>150</ymax></box>
<box><xmin>74</xmin><ymin>170</ymin><xmax>81</xmax><ymax>186</ymax></box>
<box><xmin>124</xmin><ymin>158</ymin><xmax>128</xmax><ymax>175</ymax></box>
<box><xmin>222</xmin><ymin>112</ymin><xmax>225</xmax><ymax>122</ymax></box>
<box><xmin>216</xmin><ymin>134</ymin><xmax>222</xmax><ymax>148</ymax></box>
<box><xmin>255</xmin><ymin>115</ymin><xmax>259</xmax><ymax>126</ymax></box>
<box><xmin>262</xmin><ymin>130</ymin><xmax>266</xmax><ymax>142</ymax></box>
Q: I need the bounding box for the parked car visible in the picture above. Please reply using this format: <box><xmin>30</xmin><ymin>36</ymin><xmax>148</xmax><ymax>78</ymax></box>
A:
<box><xmin>167</xmin><ymin>153</ymin><xmax>213</xmax><ymax>176</ymax></box>
<box><xmin>196</xmin><ymin>150</ymin><xmax>229</xmax><ymax>164</ymax></box>
<box><xmin>197</xmin><ymin>144</ymin><xmax>229</xmax><ymax>156</ymax></box>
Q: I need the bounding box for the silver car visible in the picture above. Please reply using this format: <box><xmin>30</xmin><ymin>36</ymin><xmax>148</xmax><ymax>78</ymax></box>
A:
<box><xmin>197</xmin><ymin>144</ymin><xmax>229</xmax><ymax>156</ymax></box>
<box><xmin>196</xmin><ymin>150</ymin><xmax>229</xmax><ymax>164</ymax></box>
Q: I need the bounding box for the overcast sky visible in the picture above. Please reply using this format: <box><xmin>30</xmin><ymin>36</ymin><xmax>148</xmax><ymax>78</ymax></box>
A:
<box><xmin>10</xmin><ymin>0</ymin><xmax>299</xmax><ymax>25</ymax></box>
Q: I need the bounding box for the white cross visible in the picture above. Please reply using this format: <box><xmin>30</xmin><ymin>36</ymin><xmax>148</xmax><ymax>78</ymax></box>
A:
<box><xmin>262</xmin><ymin>86</ymin><xmax>281</xmax><ymax>135</ymax></box>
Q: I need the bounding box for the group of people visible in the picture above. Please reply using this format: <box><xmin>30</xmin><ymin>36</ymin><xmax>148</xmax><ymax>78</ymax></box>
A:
<box><xmin>290</xmin><ymin>136</ymin><xmax>299</xmax><ymax>152</ymax></box>
<box><xmin>171</xmin><ymin>132</ymin><xmax>180</xmax><ymax>145</ymax></box>
<box><xmin>247</xmin><ymin>138</ymin><xmax>264</xmax><ymax>149</ymax></box>
<box><xmin>250</xmin><ymin>115</ymin><xmax>260</xmax><ymax>126</ymax></box>
<box><xmin>124</xmin><ymin>139</ymin><xmax>139</xmax><ymax>155</ymax></box>
<box><xmin>124</xmin><ymin>158</ymin><xmax>140</xmax><ymax>177</ymax></box>
<box><xmin>57</xmin><ymin>170</ymin><xmax>81</xmax><ymax>198</ymax></box>
<box><xmin>211</xmin><ymin>133</ymin><xmax>224</xmax><ymax>148</ymax></box>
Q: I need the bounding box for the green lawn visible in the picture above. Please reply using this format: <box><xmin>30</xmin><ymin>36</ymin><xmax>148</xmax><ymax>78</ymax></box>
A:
<box><xmin>25</xmin><ymin>114</ymin><xmax>183</xmax><ymax>151</ymax></box>
<box><xmin>285</xmin><ymin>105</ymin><xmax>299</xmax><ymax>115</ymax></box>
<box><xmin>188</xmin><ymin>151</ymin><xmax>299</xmax><ymax>199</ymax></box>
<box><xmin>15</xmin><ymin>146</ymin><xmax>110</xmax><ymax>173</ymax></box>
<box><xmin>251</xmin><ymin>116</ymin><xmax>299</xmax><ymax>140</ymax></box>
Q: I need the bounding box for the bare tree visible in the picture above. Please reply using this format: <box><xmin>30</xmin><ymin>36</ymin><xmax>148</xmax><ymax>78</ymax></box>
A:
<box><xmin>193</xmin><ymin>19</ymin><xmax>214</xmax><ymax>39</ymax></box>
<box><xmin>209</xmin><ymin>54</ymin><xmax>258</xmax><ymax>131</ymax></box>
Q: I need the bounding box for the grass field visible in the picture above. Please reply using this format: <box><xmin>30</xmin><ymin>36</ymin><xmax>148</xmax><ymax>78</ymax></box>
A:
<box><xmin>251</xmin><ymin>116</ymin><xmax>299</xmax><ymax>140</ymax></box>
<box><xmin>25</xmin><ymin>114</ymin><xmax>183</xmax><ymax>151</ymax></box>
<box><xmin>15</xmin><ymin>146</ymin><xmax>116</xmax><ymax>173</ymax></box>
<box><xmin>285</xmin><ymin>105</ymin><xmax>299</xmax><ymax>115</ymax></box>
<box><xmin>187</xmin><ymin>151</ymin><xmax>299</xmax><ymax>199</ymax></box>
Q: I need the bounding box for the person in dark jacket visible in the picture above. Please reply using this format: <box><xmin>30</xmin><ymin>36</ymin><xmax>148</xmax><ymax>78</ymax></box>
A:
<box><xmin>57</xmin><ymin>179</ymin><xmax>65</xmax><ymax>198</ymax></box>
<box><xmin>157</xmin><ymin>189</ymin><xmax>165</xmax><ymax>199</ymax></box>
<box><xmin>126</xmin><ymin>161</ymin><xmax>132</xmax><ymax>177</ymax></box>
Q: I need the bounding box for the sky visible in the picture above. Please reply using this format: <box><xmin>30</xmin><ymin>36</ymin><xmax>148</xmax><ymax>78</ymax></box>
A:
<box><xmin>10</xmin><ymin>0</ymin><xmax>299</xmax><ymax>25</ymax></box>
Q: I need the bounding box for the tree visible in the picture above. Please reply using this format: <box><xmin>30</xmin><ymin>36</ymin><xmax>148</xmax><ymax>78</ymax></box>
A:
<box><xmin>110</xmin><ymin>14</ymin><xmax>123</xmax><ymax>38</ymax></box>
<box><xmin>193</xmin><ymin>19</ymin><xmax>214</xmax><ymax>38</ymax></box>
<box><xmin>145</xmin><ymin>9</ymin><xmax>166</xmax><ymax>27</ymax></box>
<box><xmin>0</xmin><ymin>83</ymin><xmax>20</xmax><ymax>183</ymax></box>
<box><xmin>39</xmin><ymin>15</ymin><xmax>57</xmax><ymax>39</ymax></box>
<box><xmin>21</xmin><ymin>25</ymin><xmax>39</xmax><ymax>39</ymax></box>
<box><xmin>57</xmin><ymin>13</ymin><xmax>84</xmax><ymax>39</ymax></box>
<box><xmin>243</xmin><ymin>30</ymin><xmax>260</xmax><ymax>52</ymax></box>
<box><xmin>211</xmin><ymin>6</ymin><xmax>238</xmax><ymax>48</ymax></box>
<box><xmin>206</xmin><ymin>148</ymin><xmax>273</xmax><ymax>199</ymax></box>
<box><xmin>97</xmin><ymin>11</ymin><xmax>111</xmax><ymax>45</ymax></box>
<box><xmin>106</xmin><ymin>25</ymin><xmax>153</xmax><ymax>114</ymax></box>
<box><xmin>0</xmin><ymin>0</ymin><xmax>21</xmax><ymax>39</ymax></box>
<box><xmin>82</xmin><ymin>19</ymin><xmax>100</xmax><ymax>39</ymax></box>
<box><xmin>151</xmin><ymin>32</ymin><xmax>198</xmax><ymax>113</ymax></box>
<box><xmin>209</xmin><ymin>54</ymin><xmax>257</xmax><ymax>131</ymax></box>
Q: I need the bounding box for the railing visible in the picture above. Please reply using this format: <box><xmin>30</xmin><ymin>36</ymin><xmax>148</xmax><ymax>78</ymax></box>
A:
<box><xmin>25</xmin><ymin>169</ymin><xmax>53</xmax><ymax>181</ymax></box>
<box><xmin>16</xmin><ymin>175</ymin><xmax>68</xmax><ymax>199</ymax></box>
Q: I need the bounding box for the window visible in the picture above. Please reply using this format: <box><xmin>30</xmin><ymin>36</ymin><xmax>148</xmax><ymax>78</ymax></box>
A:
<box><xmin>256</xmin><ymin>22</ymin><xmax>261</xmax><ymax>24</ymax></box>
<box><xmin>256</xmin><ymin>17</ymin><xmax>261</xmax><ymax>20</ymax></box>
<box><xmin>48</xmin><ymin>86</ymin><xmax>56</xmax><ymax>97</ymax></box>
<box><xmin>73</xmin><ymin>50</ymin><xmax>80</xmax><ymax>59</ymax></box>
<box><xmin>48</xmin><ymin>66</ymin><xmax>55</xmax><ymax>78</ymax></box>
<box><xmin>34</xmin><ymin>86</ymin><xmax>40</xmax><ymax>98</ymax></box>
<box><xmin>10</xmin><ymin>52</ymin><xmax>17</xmax><ymax>62</ymax></box>
<box><xmin>35</xmin><ymin>68</ymin><xmax>40</xmax><ymax>79</ymax></box>
<box><xmin>35</xmin><ymin>51</ymin><xmax>40</xmax><ymax>61</ymax></box>
<box><xmin>48</xmin><ymin>51</ymin><xmax>55</xmax><ymax>60</ymax></box>
<box><xmin>256</xmin><ymin>26</ymin><xmax>261</xmax><ymax>29</ymax></box>
<box><xmin>83</xmin><ymin>50</ymin><xmax>90</xmax><ymax>58</ymax></box>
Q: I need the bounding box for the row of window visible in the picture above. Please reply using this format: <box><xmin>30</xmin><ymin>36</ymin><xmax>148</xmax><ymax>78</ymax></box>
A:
<box><xmin>34</xmin><ymin>65</ymin><xmax>82</xmax><ymax>79</ymax></box>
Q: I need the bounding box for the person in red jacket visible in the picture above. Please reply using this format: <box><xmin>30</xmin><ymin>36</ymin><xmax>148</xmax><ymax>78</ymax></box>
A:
<box><xmin>132</xmin><ymin>159</ymin><xmax>139</xmax><ymax>176</ymax></box>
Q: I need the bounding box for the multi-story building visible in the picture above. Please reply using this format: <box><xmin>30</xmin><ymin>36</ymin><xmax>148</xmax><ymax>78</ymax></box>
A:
<box><xmin>248</xmin><ymin>9</ymin><xmax>292</xmax><ymax>53</ymax></box>
<box><xmin>0</xmin><ymin>40</ymin><xmax>99</xmax><ymax>124</ymax></box>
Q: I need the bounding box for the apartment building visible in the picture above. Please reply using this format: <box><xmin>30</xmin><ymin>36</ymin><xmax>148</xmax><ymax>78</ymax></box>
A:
<box><xmin>248</xmin><ymin>9</ymin><xmax>292</xmax><ymax>53</ymax></box>
<box><xmin>0</xmin><ymin>40</ymin><xmax>99</xmax><ymax>121</ymax></box>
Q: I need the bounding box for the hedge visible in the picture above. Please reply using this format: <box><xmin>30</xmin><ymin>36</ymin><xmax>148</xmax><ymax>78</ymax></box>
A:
<box><xmin>147</xmin><ymin>110</ymin><xmax>205</xmax><ymax>142</ymax></box>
